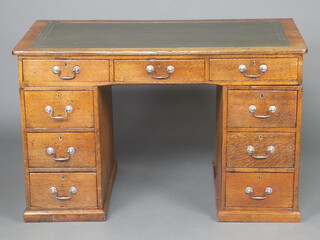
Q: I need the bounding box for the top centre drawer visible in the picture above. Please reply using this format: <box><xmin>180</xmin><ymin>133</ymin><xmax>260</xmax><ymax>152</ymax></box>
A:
<box><xmin>114</xmin><ymin>59</ymin><xmax>205</xmax><ymax>83</ymax></box>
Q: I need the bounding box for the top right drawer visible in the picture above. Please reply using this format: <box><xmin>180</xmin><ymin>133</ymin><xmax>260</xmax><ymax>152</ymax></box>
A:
<box><xmin>210</xmin><ymin>58</ymin><xmax>299</xmax><ymax>84</ymax></box>
<box><xmin>228</xmin><ymin>90</ymin><xmax>298</xmax><ymax>128</ymax></box>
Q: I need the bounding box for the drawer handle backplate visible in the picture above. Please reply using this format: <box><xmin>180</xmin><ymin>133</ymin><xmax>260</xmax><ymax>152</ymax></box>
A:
<box><xmin>146</xmin><ymin>65</ymin><xmax>175</xmax><ymax>79</ymax></box>
<box><xmin>248</xmin><ymin>105</ymin><xmax>276</xmax><ymax>119</ymax></box>
<box><xmin>46</xmin><ymin>147</ymin><xmax>76</xmax><ymax>161</ymax></box>
<box><xmin>45</xmin><ymin>105</ymin><xmax>73</xmax><ymax>119</ymax></box>
<box><xmin>50</xmin><ymin>186</ymin><xmax>77</xmax><ymax>200</ymax></box>
<box><xmin>245</xmin><ymin>186</ymin><xmax>273</xmax><ymax>200</ymax></box>
<box><xmin>247</xmin><ymin>145</ymin><xmax>275</xmax><ymax>159</ymax></box>
<box><xmin>238</xmin><ymin>64</ymin><xmax>267</xmax><ymax>78</ymax></box>
<box><xmin>52</xmin><ymin>65</ymin><xmax>81</xmax><ymax>80</ymax></box>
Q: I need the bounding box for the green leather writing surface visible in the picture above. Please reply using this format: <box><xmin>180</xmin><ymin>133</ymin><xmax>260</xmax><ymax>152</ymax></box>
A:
<box><xmin>31</xmin><ymin>21</ymin><xmax>290</xmax><ymax>48</ymax></box>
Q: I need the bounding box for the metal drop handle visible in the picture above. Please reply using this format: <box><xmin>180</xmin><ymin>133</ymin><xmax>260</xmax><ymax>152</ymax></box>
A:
<box><xmin>238</xmin><ymin>64</ymin><xmax>268</xmax><ymax>78</ymax></box>
<box><xmin>45</xmin><ymin>105</ymin><xmax>73</xmax><ymax>119</ymax></box>
<box><xmin>245</xmin><ymin>186</ymin><xmax>273</xmax><ymax>200</ymax></box>
<box><xmin>248</xmin><ymin>105</ymin><xmax>276</xmax><ymax>119</ymax></box>
<box><xmin>46</xmin><ymin>147</ymin><xmax>75</xmax><ymax>161</ymax></box>
<box><xmin>52</xmin><ymin>65</ymin><xmax>81</xmax><ymax>80</ymax></box>
<box><xmin>50</xmin><ymin>186</ymin><xmax>77</xmax><ymax>200</ymax></box>
<box><xmin>146</xmin><ymin>65</ymin><xmax>175</xmax><ymax>79</ymax></box>
<box><xmin>247</xmin><ymin>145</ymin><xmax>275</xmax><ymax>159</ymax></box>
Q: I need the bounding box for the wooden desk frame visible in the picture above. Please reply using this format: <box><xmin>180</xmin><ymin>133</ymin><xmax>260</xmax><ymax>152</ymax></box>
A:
<box><xmin>13</xmin><ymin>19</ymin><xmax>307</xmax><ymax>222</ymax></box>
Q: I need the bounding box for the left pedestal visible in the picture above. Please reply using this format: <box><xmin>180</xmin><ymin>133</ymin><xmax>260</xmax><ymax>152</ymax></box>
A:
<box><xmin>20</xmin><ymin>86</ymin><xmax>116</xmax><ymax>222</ymax></box>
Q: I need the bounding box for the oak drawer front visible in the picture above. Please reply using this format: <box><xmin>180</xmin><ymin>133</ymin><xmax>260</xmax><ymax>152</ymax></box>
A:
<box><xmin>30</xmin><ymin>173</ymin><xmax>97</xmax><ymax>208</ymax></box>
<box><xmin>227</xmin><ymin>132</ymin><xmax>296</xmax><ymax>168</ymax></box>
<box><xmin>25</xmin><ymin>90</ymin><xmax>94</xmax><ymax>128</ymax></box>
<box><xmin>27</xmin><ymin>133</ymin><xmax>96</xmax><ymax>168</ymax></box>
<box><xmin>228</xmin><ymin>90</ymin><xmax>297</xmax><ymax>128</ymax></box>
<box><xmin>114</xmin><ymin>60</ymin><xmax>205</xmax><ymax>83</ymax></box>
<box><xmin>226</xmin><ymin>173</ymin><xmax>294</xmax><ymax>208</ymax></box>
<box><xmin>23</xmin><ymin>60</ymin><xmax>109</xmax><ymax>82</ymax></box>
<box><xmin>210</xmin><ymin>58</ymin><xmax>298</xmax><ymax>82</ymax></box>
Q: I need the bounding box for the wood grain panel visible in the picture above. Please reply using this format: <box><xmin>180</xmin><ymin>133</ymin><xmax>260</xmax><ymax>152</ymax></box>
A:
<box><xmin>23</xmin><ymin>60</ymin><xmax>109</xmax><ymax>82</ymax></box>
<box><xmin>214</xmin><ymin>86</ymin><xmax>226</xmax><ymax>211</ymax></box>
<box><xmin>114</xmin><ymin>59</ymin><xmax>205</xmax><ymax>83</ymax></box>
<box><xmin>30</xmin><ymin>173</ymin><xmax>97</xmax><ymax>208</ymax></box>
<box><xmin>226</xmin><ymin>173</ymin><xmax>294</xmax><ymax>208</ymax></box>
<box><xmin>27</xmin><ymin>133</ymin><xmax>96</xmax><ymax>168</ymax></box>
<box><xmin>227</xmin><ymin>132</ymin><xmax>296</xmax><ymax>168</ymax></box>
<box><xmin>25</xmin><ymin>90</ymin><xmax>94</xmax><ymax>128</ymax></box>
<box><xmin>228</xmin><ymin>90</ymin><xmax>297</xmax><ymax>128</ymax></box>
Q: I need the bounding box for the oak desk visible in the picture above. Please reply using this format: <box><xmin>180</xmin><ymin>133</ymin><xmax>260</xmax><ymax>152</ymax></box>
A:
<box><xmin>13</xmin><ymin>19</ymin><xmax>307</xmax><ymax>222</ymax></box>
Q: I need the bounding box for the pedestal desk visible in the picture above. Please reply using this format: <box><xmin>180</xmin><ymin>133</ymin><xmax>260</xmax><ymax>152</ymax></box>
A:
<box><xmin>12</xmin><ymin>19</ymin><xmax>307</xmax><ymax>222</ymax></box>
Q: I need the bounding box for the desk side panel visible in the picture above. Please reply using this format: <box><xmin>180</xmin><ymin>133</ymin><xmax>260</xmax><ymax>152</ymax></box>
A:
<box><xmin>94</xmin><ymin>86</ymin><xmax>115</xmax><ymax>210</ymax></box>
<box><xmin>214</xmin><ymin>86</ymin><xmax>228</xmax><ymax>212</ymax></box>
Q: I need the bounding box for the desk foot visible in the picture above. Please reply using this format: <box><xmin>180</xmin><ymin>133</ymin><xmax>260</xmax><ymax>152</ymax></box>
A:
<box><xmin>24</xmin><ymin>209</ymin><xmax>107</xmax><ymax>222</ymax></box>
<box><xmin>24</xmin><ymin>161</ymin><xmax>118</xmax><ymax>222</ymax></box>
<box><xmin>217</xmin><ymin>209</ymin><xmax>301</xmax><ymax>222</ymax></box>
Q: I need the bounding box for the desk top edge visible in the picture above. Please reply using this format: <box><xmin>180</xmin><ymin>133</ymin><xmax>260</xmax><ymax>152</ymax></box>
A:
<box><xmin>12</xmin><ymin>19</ymin><xmax>308</xmax><ymax>56</ymax></box>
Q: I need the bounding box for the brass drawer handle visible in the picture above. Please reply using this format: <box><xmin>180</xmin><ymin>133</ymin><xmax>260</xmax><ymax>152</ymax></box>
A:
<box><xmin>245</xmin><ymin>186</ymin><xmax>273</xmax><ymax>200</ymax></box>
<box><xmin>247</xmin><ymin>145</ymin><xmax>275</xmax><ymax>159</ymax></box>
<box><xmin>52</xmin><ymin>65</ymin><xmax>81</xmax><ymax>80</ymax></box>
<box><xmin>46</xmin><ymin>147</ymin><xmax>75</xmax><ymax>161</ymax></box>
<box><xmin>45</xmin><ymin>105</ymin><xmax>73</xmax><ymax>119</ymax></box>
<box><xmin>248</xmin><ymin>105</ymin><xmax>276</xmax><ymax>119</ymax></box>
<box><xmin>50</xmin><ymin>186</ymin><xmax>77</xmax><ymax>200</ymax></box>
<box><xmin>238</xmin><ymin>64</ymin><xmax>267</xmax><ymax>78</ymax></box>
<box><xmin>146</xmin><ymin>65</ymin><xmax>175</xmax><ymax>79</ymax></box>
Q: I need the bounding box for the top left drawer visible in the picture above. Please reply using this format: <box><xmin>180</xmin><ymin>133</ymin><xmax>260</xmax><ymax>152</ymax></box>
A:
<box><xmin>24</xmin><ymin>90</ymin><xmax>94</xmax><ymax>128</ymax></box>
<box><xmin>22</xmin><ymin>60</ymin><xmax>110</xmax><ymax>83</ymax></box>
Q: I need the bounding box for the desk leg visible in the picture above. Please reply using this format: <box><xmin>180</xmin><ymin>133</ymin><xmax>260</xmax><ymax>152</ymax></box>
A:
<box><xmin>23</xmin><ymin>86</ymin><xmax>117</xmax><ymax>222</ymax></box>
<box><xmin>214</xmin><ymin>86</ymin><xmax>302</xmax><ymax>222</ymax></box>
<box><xmin>94</xmin><ymin>86</ymin><xmax>117</xmax><ymax>220</ymax></box>
<box><xmin>214</xmin><ymin>86</ymin><xmax>227</xmax><ymax>217</ymax></box>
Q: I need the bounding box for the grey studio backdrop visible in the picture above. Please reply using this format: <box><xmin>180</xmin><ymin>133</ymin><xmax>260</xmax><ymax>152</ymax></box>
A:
<box><xmin>0</xmin><ymin>0</ymin><xmax>319</xmax><ymax>239</ymax></box>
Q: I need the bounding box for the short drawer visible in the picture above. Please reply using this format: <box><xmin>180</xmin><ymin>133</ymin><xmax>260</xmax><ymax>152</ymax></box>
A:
<box><xmin>210</xmin><ymin>58</ymin><xmax>298</xmax><ymax>83</ymax></box>
<box><xmin>30</xmin><ymin>173</ymin><xmax>97</xmax><ymax>208</ymax></box>
<box><xmin>23</xmin><ymin>60</ymin><xmax>109</xmax><ymax>82</ymax></box>
<box><xmin>24</xmin><ymin>90</ymin><xmax>94</xmax><ymax>128</ymax></box>
<box><xmin>27</xmin><ymin>133</ymin><xmax>96</xmax><ymax>168</ymax></box>
<box><xmin>114</xmin><ymin>59</ymin><xmax>205</xmax><ymax>83</ymax></box>
<box><xmin>226</xmin><ymin>173</ymin><xmax>294</xmax><ymax>208</ymax></box>
<box><xmin>228</xmin><ymin>90</ymin><xmax>297</xmax><ymax>128</ymax></box>
<box><xmin>227</xmin><ymin>132</ymin><xmax>296</xmax><ymax>168</ymax></box>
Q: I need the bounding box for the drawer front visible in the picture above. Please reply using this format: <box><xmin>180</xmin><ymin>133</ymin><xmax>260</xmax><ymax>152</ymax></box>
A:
<box><xmin>23</xmin><ymin>60</ymin><xmax>109</xmax><ymax>82</ymax></box>
<box><xmin>226</xmin><ymin>173</ymin><xmax>294</xmax><ymax>208</ymax></box>
<box><xmin>227</xmin><ymin>132</ymin><xmax>296</xmax><ymax>168</ymax></box>
<box><xmin>30</xmin><ymin>173</ymin><xmax>97</xmax><ymax>208</ymax></box>
<box><xmin>210</xmin><ymin>58</ymin><xmax>298</xmax><ymax>82</ymax></box>
<box><xmin>114</xmin><ymin>59</ymin><xmax>205</xmax><ymax>83</ymax></box>
<box><xmin>228</xmin><ymin>90</ymin><xmax>297</xmax><ymax>128</ymax></box>
<box><xmin>27</xmin><ymin>133</ymin><xmax>96</xmax><ymax>168</ymax></box>
<box><xmin>25</xmin><ymin>90</ymin><xmax>94</xmax><ymax>128</ymax></box>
